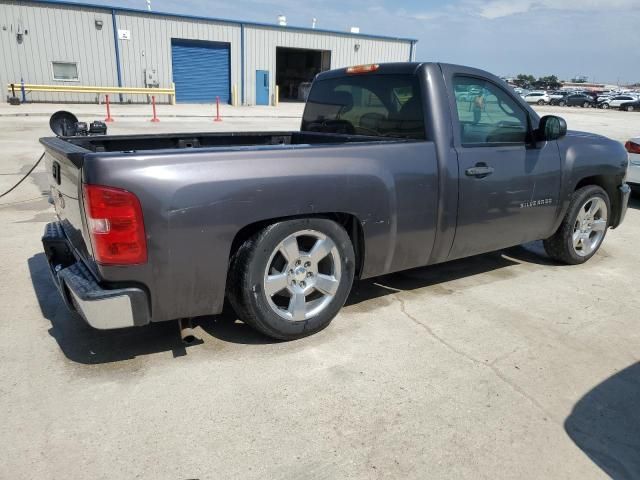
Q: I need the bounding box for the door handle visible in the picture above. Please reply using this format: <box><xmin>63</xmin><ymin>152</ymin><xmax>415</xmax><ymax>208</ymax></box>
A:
<box><xmin>465</xmin><ymin>164</ymin><xmax>494</xmax><ymax>178</ymax></box>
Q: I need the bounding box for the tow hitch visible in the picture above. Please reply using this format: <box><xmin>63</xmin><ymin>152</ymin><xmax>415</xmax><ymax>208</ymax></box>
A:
<box><xmin>178</xmin><ymin>318</ymin><xmax>199</xmax><ymax>345</ymax></box>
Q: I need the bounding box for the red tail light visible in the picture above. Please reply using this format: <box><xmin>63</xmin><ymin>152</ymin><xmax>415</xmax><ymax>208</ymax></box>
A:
<box><xmin>83</xmin><ymin>184</ymin><xmax>147</xmax><ymax>265</ymax></box>
<box><xmin>625</xmin><ymin>140</ymin><xmax>640</xmax><ymax>155</ymax></box>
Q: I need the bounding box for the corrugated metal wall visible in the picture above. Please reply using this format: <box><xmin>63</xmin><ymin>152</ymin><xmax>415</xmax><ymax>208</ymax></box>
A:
<box><xmin>0</xmin><ymin>0</ymin><xmax>413</xmax><ymax>105</ymax></box>
<box><xmin>115</xmin><ymin>10</ymin><xmax>241</xmax><ymax>103</ymax></box>
<box><xmin>243</xmin><ymin>26</ymin><xmax>413</xmax><ymax>105</ymax></box>
<box><xmin>0</xmin><ymin>1</ymin><xmax>117</xmax><ymax>102</ymax></box>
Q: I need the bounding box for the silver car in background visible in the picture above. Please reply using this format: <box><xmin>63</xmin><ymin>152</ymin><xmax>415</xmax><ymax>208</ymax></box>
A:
<box><xmin>524</xmin><ymin>91</ymin><xmax>551</xmax><ymax>105</ymax></box>
<box><xmin>626</xmin><ymin>137</ymin><xmax>640</xmax><ymax>188</ymax></box>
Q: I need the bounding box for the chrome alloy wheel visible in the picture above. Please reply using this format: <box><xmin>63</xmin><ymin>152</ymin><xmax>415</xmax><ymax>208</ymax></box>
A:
<box><xmin>572</xmin><ymin>196</ymin><xmax>608</xmax><ymax>257</ymax></box>
<box><xmin>263</xmin><ymin>229</ymin><xmax>341</xmax><ymax>321</ymax></box>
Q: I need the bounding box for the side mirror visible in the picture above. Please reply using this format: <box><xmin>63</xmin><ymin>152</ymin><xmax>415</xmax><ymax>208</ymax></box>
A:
<box><xmin>537</xmin><ymin>115</ymin><xmax>567</xmax><ymax>141</ymax></box>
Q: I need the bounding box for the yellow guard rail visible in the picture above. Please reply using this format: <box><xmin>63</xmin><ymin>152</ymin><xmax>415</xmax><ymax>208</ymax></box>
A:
<box><xmin>7</xmin><ymin>83</ymin><xmax>176</xmax><ymax>104</ymax></box>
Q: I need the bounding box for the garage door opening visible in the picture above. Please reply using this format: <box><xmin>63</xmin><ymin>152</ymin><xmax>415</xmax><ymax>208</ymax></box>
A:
<box><xmin>276</xmin><ymin>47</ymin><xmax>330</xmax><ymax>102</ymax></box>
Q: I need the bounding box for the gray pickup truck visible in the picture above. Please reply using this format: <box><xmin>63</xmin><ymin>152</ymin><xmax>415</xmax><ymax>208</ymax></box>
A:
<box><xmin>41</xmin><ymin>62</ymin><xmax>631</xmax><ymax>340</ymax></box>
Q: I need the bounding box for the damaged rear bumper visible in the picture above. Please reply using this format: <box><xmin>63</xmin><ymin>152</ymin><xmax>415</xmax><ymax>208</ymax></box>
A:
<box><xmin>42</xmin><ymin>221</ymin><xmax>150</xmax><ymax>329</ymax></box>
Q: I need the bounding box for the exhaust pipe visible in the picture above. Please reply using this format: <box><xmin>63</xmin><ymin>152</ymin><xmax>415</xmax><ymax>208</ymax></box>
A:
<box><xmin>178</xmin><ymin>318</ymin><xmax>198</xmax><ymax>345</ymax></box>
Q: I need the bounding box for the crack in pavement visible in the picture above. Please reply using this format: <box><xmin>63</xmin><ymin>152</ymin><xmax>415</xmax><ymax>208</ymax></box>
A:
<box><xmin>393</xmin><ymin>294</ymin><xmax>557</xmax><ymax>424</ymax></box>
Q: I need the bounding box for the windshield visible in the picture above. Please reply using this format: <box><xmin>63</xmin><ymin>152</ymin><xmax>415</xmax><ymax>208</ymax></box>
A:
<box><xmin>301</xmin><ymin>74</ymin><xmax>425</xmax><ymax>139</ymax></box>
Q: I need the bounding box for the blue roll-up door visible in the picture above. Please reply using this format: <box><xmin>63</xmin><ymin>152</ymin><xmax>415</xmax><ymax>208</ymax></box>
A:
<box><xmin>171</xmin><ymin>39</ymin><xmax>230</xmax><ymax>103</ymax></box>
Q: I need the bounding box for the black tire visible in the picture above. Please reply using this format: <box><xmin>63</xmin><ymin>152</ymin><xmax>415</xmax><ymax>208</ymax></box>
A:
<box><xmin>537</xmin><ymin>100</ymin><xmax>545</xmax><ymax>105</ymax></box>
<box><xmin>583</xmin><ymin>102</ymin><xmax>590</xmax><ymax>108</ymax></box>
<box><xmin>627</xmin><ymin>105</ymin><xmax>635</xmax><ymax>112</ymax></box>
<box><xmin>559</xmin><ymin>101</ymin><xmax>566</xmax><ymax>107</ymax></box>
<box><xmin>543</xmin><ymin>185</ymin><xmax>610</xmax><ymax>265</ymax></box>
<box><xmin>227</xmin><ymin>218</ymin><xmax>355</xmax><ymax>340</ymax></box>
<box><xmin>602</xmin><ymin>103</ymin><xmax>610</xmax><ymax>109</ymax></box>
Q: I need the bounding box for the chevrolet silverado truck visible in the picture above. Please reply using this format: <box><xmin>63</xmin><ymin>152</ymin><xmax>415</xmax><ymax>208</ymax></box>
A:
<box><xmin>40</xmin><ymin>62</ymin><xmax>631</xmax><ymax>340</ymax></box>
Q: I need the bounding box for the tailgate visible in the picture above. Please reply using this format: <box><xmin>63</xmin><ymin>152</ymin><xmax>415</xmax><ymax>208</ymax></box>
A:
<box><xmin>40</xmin><ymin>137</ymin><xmax>93</xmax><ymax>262</ymax></box>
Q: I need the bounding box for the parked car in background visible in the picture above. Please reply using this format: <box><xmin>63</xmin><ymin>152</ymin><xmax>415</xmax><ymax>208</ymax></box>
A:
<box><xmin>625</xmin><ymin>137</ymin><xmax>640</xmax><ymax>189</ymax></box>
<box><xmin>552</xmin><ymin>93</ymin><xmax>595</xmax><ymax>108</ymax></box>
<box><xmin>600</xmin><ymin>95</ymin><xmax>638</xmax><ymax>109</ymax></box>
<box><xmin>619</xmin><ymin>99</ymin><xmax>640</xmax><ymax>112</ymax></box>
<box><xmin>549</xmin><ymin>91</ymin><xmax>569</xmax><ymax>102</ymax></box>
<box><xmin>524</xmin><ymin>91</ymin><xmax>551</xmax><ymax>105</ymax></box>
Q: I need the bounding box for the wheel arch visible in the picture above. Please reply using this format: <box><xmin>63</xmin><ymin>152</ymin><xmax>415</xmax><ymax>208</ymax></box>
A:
<box><xmin>573</xmin><ymin>175</ymin><xmax>619</xmax><ymax>222</ymax></box>
<box><xmin>229</xmin><ymin>212</ymin><xmax>366</xmax><ymax>279</ymax></box>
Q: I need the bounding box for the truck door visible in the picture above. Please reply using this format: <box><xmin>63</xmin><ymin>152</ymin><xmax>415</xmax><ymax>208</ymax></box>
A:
<box><xmin>447</xmin><ymin>74</ymin><xmax>562</xmax><ymax>260</ymax></box>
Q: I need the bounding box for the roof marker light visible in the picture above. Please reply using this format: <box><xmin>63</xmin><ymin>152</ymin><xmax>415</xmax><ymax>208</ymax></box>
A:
<box><xmin>346</xmin><ymin>64</ymin><xmax>380</xmax><ymax>74</ymax></box>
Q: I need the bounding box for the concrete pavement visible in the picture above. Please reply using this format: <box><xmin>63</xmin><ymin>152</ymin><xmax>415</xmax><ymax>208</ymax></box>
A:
<box><xmin>0</xmin><ymin>105</ymin><xmax>639</xmax><ymax>480</ymax></box>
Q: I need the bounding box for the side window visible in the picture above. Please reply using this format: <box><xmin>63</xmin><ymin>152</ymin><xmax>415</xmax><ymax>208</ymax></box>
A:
<box><xmin>453</xmin><ymin>76</ymin><xmax>529</xmax><ymax>146</ymax></box>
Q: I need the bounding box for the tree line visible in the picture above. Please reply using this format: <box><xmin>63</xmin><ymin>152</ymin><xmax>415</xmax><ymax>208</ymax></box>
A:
<box><xmin>512</xmin><ymin>74</ymin><xmax>562</xmax><ymax>89</ymax></box>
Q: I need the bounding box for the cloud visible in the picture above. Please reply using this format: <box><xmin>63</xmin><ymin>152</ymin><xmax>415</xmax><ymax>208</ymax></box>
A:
<box><xmin>409</xmin><ymin>0</ymin><xmax>639</xmax><ymax>20</ymax></box>
<box><xmin>475</xmin><ymin>0</ymin><xmax>534</xmax><ymax>19</ymax></box>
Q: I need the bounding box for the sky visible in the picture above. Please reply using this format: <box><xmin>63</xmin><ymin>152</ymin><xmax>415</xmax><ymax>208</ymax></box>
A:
<box><xmin>77</xmin><ymin>0</ymin><xmax>639</xmax><ymax>84</ymax></box>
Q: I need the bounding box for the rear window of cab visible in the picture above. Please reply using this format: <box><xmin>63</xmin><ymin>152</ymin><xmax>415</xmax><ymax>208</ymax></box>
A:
<box><xmin>301</xmin><ymin>74</ymin><xmax>426</xmax><ymax>140</ymax></box>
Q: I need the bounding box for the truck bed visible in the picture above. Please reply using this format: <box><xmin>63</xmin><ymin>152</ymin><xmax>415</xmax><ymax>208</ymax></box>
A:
<box><xmin>40</xmin><ymin>125</ymin><xmax>435</xmax><ymax>325</ymax></box>
<box><xmin>57</xmin><ymin>130</ymin><xmax>397</xmax><ymax>154</ymax></box>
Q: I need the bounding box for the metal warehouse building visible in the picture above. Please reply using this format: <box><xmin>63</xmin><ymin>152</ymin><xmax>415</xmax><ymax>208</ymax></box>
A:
<box><xmin>0</xmin><ymin>0</ymin><xmax>417</xmax><ymax>105</ymax></box>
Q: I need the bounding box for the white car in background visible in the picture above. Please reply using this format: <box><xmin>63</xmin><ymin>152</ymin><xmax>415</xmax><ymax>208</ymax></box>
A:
<box><xmin>600</xmin><ymin>94</ymin><xmax>638</xmax><ymax>109</ymax></box>
<box><xmin>626</xmin><ymin>137</ymin><xmax>640</xmax><ymax>189</ymax></box>
<box><xmin>523</xmin><ymin>91</ymin><xmax>551</xmax><ymax>105</ymax></box>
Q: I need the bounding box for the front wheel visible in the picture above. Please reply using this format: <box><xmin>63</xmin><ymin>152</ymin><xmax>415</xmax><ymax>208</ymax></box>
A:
<box><xmin>627</xmin><ymin>105</ymin><xmax>635</xmax><ymax>112</ymax></box>
<box><xmin>537</xmin><ymin>100</ymin><xmax>545</xmax><ymax>105</ymax></box>
<box><xmin>228</xmin><ymin>218</ymin><xmax>355</xmax><ymax>340</ymax></box>
<box><xmin>583</xmin><ymin>102</ymin><xmax>590</xmax><ymax>108</ymax></box>
<box><xmin>558</xmin><ymin>100</ymin><xmax>566</xmax><ymax>107</ymax></box>
<box><xmin>601</xmin><ymin>103</ymin><xmax>610</xmax><ymax>109</ymax></box>
<box><xmin>543</xmin><ymin>185</ymin><xmax>610</xmax><ymax>264</ymax></box>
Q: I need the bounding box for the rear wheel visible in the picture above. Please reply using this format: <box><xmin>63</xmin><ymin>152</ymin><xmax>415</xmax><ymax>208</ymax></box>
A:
<box><xmin>537</xmin><ymin>100</ymin><xmax>545</xmax><ymax>105</ymax></box>
<box><xmin>583</xmin><ymin>101</ymin><xmax>590</xmax><ymax>108</ymax></box>
<box><xmin>559</xmin><ymin>100</ymin><xmax>566</xmax><ymax>107</ymax></box>
<box><xmin>602</xmin><ymin>103</ymin><xmax>610</xmax><ymax>109</ymax></box>
<box><xmin>228</xmin><ymin>218</ymin><xmax>355</xmax><ymax>340</ymax></box>
<box><xmin>543</xmin><ymin>185</ymin><xmax>610</xmax><ymax>264</ymax></box>
<box><xmin>627</xmin><ymin>105</ymin><xmax>635</xmax><ymax>112</ymax></box>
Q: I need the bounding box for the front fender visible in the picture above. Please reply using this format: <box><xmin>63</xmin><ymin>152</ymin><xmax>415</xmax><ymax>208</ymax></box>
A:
<box><xmin>552</xmin><ymin>132</ymin><xmax>628</xmax><ymax>231</ymax></box>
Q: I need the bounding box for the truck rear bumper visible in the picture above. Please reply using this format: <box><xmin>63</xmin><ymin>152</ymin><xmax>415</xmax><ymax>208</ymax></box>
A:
<box><xmin>42</xmin><ymin>221</ymin><xmax>150</xmax><ymax>329</ymax></box>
